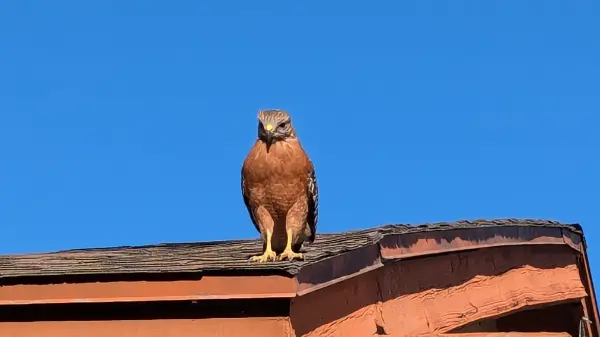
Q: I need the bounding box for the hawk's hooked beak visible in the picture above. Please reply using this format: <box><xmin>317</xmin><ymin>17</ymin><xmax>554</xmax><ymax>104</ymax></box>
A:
<box><xmin>264</xmin><ymin>124</ymin><xmax>274</xmax><ymax>151</ymax></box>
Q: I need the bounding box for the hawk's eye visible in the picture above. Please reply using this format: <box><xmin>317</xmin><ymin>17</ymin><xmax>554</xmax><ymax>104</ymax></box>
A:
<box><xmin>278</xmin><ymin>122</ymin><xmax>288</xmax><ymax>129</ymax></box>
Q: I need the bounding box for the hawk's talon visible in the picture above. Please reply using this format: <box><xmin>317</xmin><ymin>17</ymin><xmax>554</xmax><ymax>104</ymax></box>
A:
<box><xmin>277</xmin><ymin>250</ymin><xmax>304</xmax><ymax>261</ymax></box>
<box><xmin>249</xmin><ymin>250</ymin><xmax>277</xmax><ymax>263</ymax></box>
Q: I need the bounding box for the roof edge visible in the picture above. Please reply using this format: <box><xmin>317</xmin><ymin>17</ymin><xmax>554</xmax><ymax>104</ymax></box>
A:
<box><xmin>294</xmin><ymin>221</ymin><xmax>585</xmax><ymax>296</ymax></box>
<box><xmin>0</xmin><ymin>218</ymin><xmax>584</xmax><ymax>283</ymax></box>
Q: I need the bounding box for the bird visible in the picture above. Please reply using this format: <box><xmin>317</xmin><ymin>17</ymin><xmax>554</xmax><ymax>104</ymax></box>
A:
<box><xmin>241</xmin><ymin>109</ymin><xmax>318</xmax><ymax>263</ymax></box>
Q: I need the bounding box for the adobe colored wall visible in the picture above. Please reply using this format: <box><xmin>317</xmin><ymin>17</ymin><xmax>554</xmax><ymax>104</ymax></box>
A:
<box><xmin>0</xmin><ymin>318</ymin><xmax>294</xmax><ymax>337</ymax></box>
<box><xmin>289</xmin><ymin>245</ymin><xmax>586</xmax><ymax>336</ymax></box>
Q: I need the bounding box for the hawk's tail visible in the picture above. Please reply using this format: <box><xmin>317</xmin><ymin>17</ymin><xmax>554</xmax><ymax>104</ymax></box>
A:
<box><xmin>304</xmin><ymin>226</ymin><xmax>315</xmax><ymax>244</ymax></box>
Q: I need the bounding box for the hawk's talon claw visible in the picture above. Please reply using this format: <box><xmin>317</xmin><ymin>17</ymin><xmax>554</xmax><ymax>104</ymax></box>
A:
<box><xmin>249</xmin><ymin>250</ymin><xmax>277</xmax><ymax>263</ymax></box>
<box><xmin>277</xmin><ymin>250</ymin><xmax>304</xmax><ymax>261</ymax></box>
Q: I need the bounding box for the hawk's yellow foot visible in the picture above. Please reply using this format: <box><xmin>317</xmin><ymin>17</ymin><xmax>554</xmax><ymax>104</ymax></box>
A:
<box><xmin>277</xmin><ymin>228</ymin><xmax>305</xmax><ymax>261</ymax></box>
<box><xmin>277</xmin><ymin>249</ymin><xmax>304</xmax><ymax>261</ymax></box>
<box><xmin>249</xmin><ymin>229</ymin><xmax>276</xmax><ymax>263</ymax></box>
<box><xmin>249</xmin><ymin>249</ymin><xmax>277</xmax><ymax>263</ymax></box>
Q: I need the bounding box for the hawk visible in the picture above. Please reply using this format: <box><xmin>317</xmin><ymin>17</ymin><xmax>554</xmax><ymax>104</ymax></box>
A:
<box><xmin>241</xmin><ymin>109</ymin><xmax>318</xmax><ymax>262</ymax></box>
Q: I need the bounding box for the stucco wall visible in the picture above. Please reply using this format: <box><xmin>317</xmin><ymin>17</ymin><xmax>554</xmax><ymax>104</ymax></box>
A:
<box><xmin>289</xmin><ymin>245</ymin><xmax>586</xmax><ymax>336</ymax></box>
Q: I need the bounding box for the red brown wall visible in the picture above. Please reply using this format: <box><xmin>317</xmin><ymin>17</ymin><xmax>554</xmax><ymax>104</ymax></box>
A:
<box><xmin>289</xmin><ymin>245</ymin><xmax>587</xmax><ymax>336</ymax></box>
<box><xmin>0</xmin><ymin>318</ymin><xmax>294</xmax><ymax>337</ymax></box>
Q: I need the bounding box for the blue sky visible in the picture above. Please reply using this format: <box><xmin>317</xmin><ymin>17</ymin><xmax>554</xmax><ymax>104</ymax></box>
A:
<box><xmin>0</xmin><ymin>1</ymin><xmax>598</xmax><ymax>277</ymax></box>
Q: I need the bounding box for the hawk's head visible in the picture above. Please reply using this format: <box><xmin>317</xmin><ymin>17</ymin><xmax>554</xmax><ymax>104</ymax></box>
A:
<box><xmin>257</xmin><ymin>109</ymin><xmax>296</xmax><ymax>147</ymax></box>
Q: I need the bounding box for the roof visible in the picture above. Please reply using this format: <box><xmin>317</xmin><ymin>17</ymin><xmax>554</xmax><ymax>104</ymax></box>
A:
<box><xmin>0</xmin><ymin>218</ymin><xmax>585</xmax><ymax>283</ymax></box>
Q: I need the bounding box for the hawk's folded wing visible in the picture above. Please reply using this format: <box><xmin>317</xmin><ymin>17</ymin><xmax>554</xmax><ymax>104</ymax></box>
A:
<box><xmin>241</xmin><ymin>174</ymin><xmax>260</xmax><ymax>234</ymax></box>
<box><xmin>306</xmin><ymin>159</ymin><xmax>318</xmax><ymax>243</ymax></box>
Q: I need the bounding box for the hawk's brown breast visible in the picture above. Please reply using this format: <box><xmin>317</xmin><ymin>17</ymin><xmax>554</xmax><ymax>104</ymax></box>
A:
<box><xmin>242</xmin><ymin>139</ymin><xmax>312</xmax><ymax>223</ymax></box>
